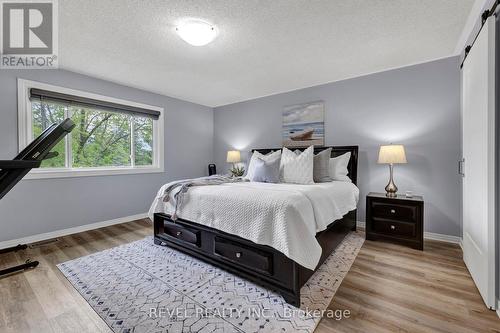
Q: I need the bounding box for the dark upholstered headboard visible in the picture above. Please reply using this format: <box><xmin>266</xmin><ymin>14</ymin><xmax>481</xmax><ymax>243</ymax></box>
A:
<box><xmin>252</xmin><ymin>146</ymin><xmax>359</xmax><ymax>185</ymax></box>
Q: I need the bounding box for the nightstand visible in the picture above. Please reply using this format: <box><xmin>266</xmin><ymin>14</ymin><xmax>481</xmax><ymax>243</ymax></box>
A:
<box><xmin>366</xmin><ymin>192</ymin><xmax>424</xmax><ymax>250</ymax></box>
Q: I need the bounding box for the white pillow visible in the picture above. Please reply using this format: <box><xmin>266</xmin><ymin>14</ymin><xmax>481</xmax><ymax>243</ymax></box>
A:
<box><xmin>245</xmin><ymin>150</ymin><xmax>281</xmax><ymax>180</ymax></box>
<box><xmin>280</xmin><ymin>146</ymin><xmax>314</xmax><ymax>184</ymax></box>
<box><xmin>329</xmin><ymin>152</ymin><xmax>351</xmax><ymax>182</ymax></box>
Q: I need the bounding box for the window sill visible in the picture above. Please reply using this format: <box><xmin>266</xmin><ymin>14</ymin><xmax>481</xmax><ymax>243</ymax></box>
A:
<box><xmin>22</xmin><ymin>166</ymin><xmax>164</xmax><ymax>180</ymax></box>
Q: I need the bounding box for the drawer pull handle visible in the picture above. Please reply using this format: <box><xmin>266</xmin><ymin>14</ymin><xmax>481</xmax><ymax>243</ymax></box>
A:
<box><xmin>390</xmin><ymin>209</ymin><xmax>396</xmax><ymax>214</ymax></box>
<box><xmin>390</xmin><ymin>225</ymin><xmax>396</xmax><ymax>230</ymax></box>
<box><xmin>176</xmin><ymin>231</ymin><xmax>182</xmax><ymax>236</ymax></box>
<box><xmin>235</xmin><ymin>252</ymin><xmax>242</xmax><ymax>258</ymax></box>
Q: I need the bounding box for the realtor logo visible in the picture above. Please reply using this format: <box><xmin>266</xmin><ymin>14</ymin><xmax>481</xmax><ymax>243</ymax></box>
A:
<box><xmin>1</xmin><ymin>0</ymin><xmax>58</xmax><ymax>68</ymax></box>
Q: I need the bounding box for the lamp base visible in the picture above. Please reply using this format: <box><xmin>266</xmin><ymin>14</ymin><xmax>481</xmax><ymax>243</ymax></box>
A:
<box><xmin>385</xmin><ymin>164</ymin><xmax>398</xmax><ymax>198</ymax></box>
<box><xmin>385</xmin><ymin>190</ymin><xmax>398</xmax><ymax>198</ymax></box>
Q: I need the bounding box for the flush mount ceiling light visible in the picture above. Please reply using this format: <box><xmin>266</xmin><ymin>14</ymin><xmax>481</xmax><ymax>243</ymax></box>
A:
<box><xmin>176</xmin><ymin>19</ymin><xmax>217</xmax><ymax>46</ymax></box>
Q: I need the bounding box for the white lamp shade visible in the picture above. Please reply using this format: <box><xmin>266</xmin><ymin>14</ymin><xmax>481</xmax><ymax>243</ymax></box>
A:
<box><xmin>226</xmin><ymin>150</ymin><xmax>241</xmax><ymax>163</ymax></box>
<box><xmin>378</xmin><ymin>145</ymin><xmax>407</xmax><ymax>164</ymax></box>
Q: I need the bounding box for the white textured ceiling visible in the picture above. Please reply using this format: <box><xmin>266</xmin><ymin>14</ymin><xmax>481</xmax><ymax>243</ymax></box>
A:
<box><xmin>60</xmin><ymin>0</ymin><xmax>474</xmax><ymax>107</ymax></box>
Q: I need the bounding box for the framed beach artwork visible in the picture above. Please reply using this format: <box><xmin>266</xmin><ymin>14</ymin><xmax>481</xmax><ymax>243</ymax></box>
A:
<box><xmin>282</xmin><ymin>101</ymin><xmax>325</xmax><ymax>148</ymax></box>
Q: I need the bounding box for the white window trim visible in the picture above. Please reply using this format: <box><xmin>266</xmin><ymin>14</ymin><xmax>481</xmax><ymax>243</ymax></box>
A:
<box><xmin>17</xmin><ymin>78</ymin><xmax>164</xmax><ymax>179</ymax></box>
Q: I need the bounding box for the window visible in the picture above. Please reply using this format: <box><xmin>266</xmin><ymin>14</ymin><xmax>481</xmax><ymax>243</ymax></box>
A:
<box><xmin>18</xmin><ymin>79</ymin><xmax>164</xmax><ymax>178</ymax></box>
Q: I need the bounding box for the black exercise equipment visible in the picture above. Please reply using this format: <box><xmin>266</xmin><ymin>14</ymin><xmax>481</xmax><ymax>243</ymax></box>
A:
<box><xmin>0</xmin><ymin>118</ymin><xmax>75</xmax><ymax>278</ymax></box>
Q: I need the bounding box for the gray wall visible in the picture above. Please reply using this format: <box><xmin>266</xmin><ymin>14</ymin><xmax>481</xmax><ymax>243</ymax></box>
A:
<box><xmin>0</xmin><ymin>69</ymin><xmax>213</xmax><ymax>242</ymax></box>
<box><xmin>214</xmin><ymin>57</ymin><xmax>461</xmax><ymax>236</ymax></box>
<box><xmin>0</xmin><ymin>57</ymin><xmax>462</xmax><ymax>241</ymax></box>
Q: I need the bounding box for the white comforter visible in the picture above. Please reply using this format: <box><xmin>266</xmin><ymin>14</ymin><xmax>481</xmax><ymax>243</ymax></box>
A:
<box><xmin>148</xmin><ymin>181</ymin><xmax>359</xmax><ymax>270</ymax></box>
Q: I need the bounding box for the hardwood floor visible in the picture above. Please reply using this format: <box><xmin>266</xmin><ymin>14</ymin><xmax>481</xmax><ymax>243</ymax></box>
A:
<box><xmin>0</xmin><ymin>220</ymin><xmax>498</xmax><ymax>333</ymax></box>
<box><xmin>317</xmin><ymin>238</ymin><xmax>500</xmax><ymax>333</ymax></box>
<box><xmin>0</xmin><ymin>219</ymin><xmax>150</xmax><ymax>333</ymax></box>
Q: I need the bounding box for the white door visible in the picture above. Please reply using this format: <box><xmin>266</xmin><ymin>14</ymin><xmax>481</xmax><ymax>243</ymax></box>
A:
<box><xmin>461</xmin><ymin>16</ymin><xmax>496</xmax><ymax>309</ymax></box>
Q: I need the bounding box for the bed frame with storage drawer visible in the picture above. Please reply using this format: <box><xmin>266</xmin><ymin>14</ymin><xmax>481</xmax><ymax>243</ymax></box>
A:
<box><xmin>153</xmin><ymin>146</ymin><xmax>358</xmax><ymax>306</ymax></box>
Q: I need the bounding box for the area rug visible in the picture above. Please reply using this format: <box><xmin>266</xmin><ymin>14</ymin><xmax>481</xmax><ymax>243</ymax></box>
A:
<box><xmin>58</xmin><ymin>232</ymin><xmax>364</xmax><ymax>333</ymax></box>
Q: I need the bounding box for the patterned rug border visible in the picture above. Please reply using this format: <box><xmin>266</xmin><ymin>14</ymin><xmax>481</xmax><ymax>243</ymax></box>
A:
<box><xmin>57</xmin><ymin>232</ymin><xmax>364</xmax><ymax>333</ymax></box>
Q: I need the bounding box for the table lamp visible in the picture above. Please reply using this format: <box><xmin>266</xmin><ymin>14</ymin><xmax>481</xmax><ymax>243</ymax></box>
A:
<box><xmin>226</xmin><ymin>150</ymin><xmax>244</xmax><ymax>177</ymax></box>
<box><xmin>378</xmin><ymin>144</ymin><xmax>407</xmax><ymax>197</ymax></box>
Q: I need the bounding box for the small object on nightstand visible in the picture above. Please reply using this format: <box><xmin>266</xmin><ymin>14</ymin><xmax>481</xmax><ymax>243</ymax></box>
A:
<box><xmin>405</xmin><ymin>190</ymin><xmax>413</xmax><ymax>198</ymax></box>
<box><xmin>208</xmin><ymin>164</ymin><xmax>217</xmax><ymax>176</ymax></box>
<box><xmin>366</xmin><ymin>192</ymin><xmax>424</xmax><ymax>250</ymax></box>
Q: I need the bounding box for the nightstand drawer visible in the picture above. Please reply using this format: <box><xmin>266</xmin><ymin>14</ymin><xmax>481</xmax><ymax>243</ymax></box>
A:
<box><xmin>371</xmin><ymin>202</ymin><xmax>416</xmax><ymax>222</ymax></box>
<box><xmin>372</xmin><ymin>219</ymin><xmax>416</xmax><ymax>238</ymax></box>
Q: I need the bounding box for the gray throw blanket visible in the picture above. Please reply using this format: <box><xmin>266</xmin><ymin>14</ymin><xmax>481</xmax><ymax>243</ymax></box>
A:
<box><xmin>162</xmin><ymin>175</ymin><xmax>248</xmax><ymax>221</ymax></box>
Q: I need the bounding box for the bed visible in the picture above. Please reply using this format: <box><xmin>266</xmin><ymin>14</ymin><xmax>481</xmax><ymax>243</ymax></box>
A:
<box><xmin>152</xmin><ymin>146</ymin><xmax>358</xmax><ymax>306</ymax></box>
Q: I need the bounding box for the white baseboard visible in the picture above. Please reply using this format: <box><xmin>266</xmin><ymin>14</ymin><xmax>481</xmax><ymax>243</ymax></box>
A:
<box><xmin>423</xmin><ymin>232</ymin><xmax>462</xmax><ymax>245</ymax></box>
<box><xmin>497</xmin><ymin>300</ymin><xmax>500</xmax><ymax>318</ymax></box>
<box><xmin>356</xmin><ymin>221</ymin><xmax>462</xmax><ymax>245</ymax></box>
<box><xmin>0</xmin><ymin>213</ymin><xmax>149</xmax><ymax>250</ymax></box>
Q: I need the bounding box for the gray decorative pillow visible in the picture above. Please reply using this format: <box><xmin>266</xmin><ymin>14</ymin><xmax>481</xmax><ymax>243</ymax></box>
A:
<box><xmin>250</xmin><ymin>156</ymin><xmax>281</xmax><ymax>183</ymax></box>
<box><xmin>313</xmin><ymin>148</ymin><xmax>332</xmax><ymax>182</ymax></box>
<box><xmin>329</xmin><ymin>152</ymin><xmax>351</xmax><ymax>182</ymax></box>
